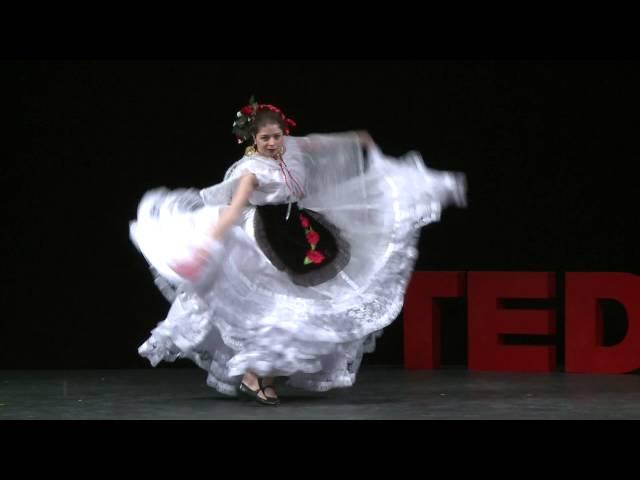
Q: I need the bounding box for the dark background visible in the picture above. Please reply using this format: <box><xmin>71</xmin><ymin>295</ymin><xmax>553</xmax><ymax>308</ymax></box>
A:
<box><xmin>3</xmin><ymin>60</ymin><xmax>640</xmax><ymax>369</ymax></box>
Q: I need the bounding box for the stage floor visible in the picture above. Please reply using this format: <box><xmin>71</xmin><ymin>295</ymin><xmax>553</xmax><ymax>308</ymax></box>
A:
<box><xmin>2</xmin><ymin>366</ymin><xmax>640</xmax><ymax>420</ymax></box>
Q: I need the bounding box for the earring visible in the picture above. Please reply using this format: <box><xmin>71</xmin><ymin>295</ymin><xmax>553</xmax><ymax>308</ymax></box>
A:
<box><xmin>245</xmin><ymin>144</ymin><xmax>257</xmax><ymax>156</ymax></box>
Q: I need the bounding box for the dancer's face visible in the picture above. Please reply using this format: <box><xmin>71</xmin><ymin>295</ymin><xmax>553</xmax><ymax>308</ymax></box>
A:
<box><xmin>254</xmin><ymin>123</ymin><xmax>284</xmax><ymax>158</ymax></box>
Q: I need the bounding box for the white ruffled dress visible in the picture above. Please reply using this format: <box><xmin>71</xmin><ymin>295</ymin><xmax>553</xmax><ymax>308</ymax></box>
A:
<box><xmin>129</xmin><ymin>132</ymin><xmax>466</xmax><ymax>394</ymax></box>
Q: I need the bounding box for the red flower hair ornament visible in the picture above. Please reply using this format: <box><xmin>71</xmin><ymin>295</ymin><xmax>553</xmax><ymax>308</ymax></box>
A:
<box><xmin>232</xmin><ymin>96</ymin><xmax>297</xmax><ymax>144</ymax></box>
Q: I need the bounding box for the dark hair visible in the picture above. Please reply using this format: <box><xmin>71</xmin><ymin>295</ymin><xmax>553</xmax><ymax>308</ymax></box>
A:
<box><xmin>250</xmin><ymin>109</ymin><xmax>286</xmax><ymax>138</ymax></box>
<box><xmin>232</xmin><ymin>99</ymin><xmax>296</xmax><ymax>144</ymax></box>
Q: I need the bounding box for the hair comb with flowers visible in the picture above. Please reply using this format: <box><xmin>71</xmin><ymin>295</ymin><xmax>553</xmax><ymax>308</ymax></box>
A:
<box><xmin>232</xmin><ymin>96</ymin><xmax>297</xmax><ymax>144</ymax></box>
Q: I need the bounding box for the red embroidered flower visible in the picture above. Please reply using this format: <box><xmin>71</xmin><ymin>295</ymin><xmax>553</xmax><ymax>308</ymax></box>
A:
<box><xmin>305</xmin><ymin>250</ymin><xmax>325</xmax><ymax>265</ymax></box>
<box><xmin>241</xmin><ymin>105</ymin><xmax>254</xmax><ymax>116</ymax></box>
<box><xmin>300</xmin><ymin>212</ymin><xmax>326</xmax><ymax>266</ymax></box>
<box><xmin>306</xmin><ymin>230</ymin><xmax>320</xmax><ymax>246</ymax></box>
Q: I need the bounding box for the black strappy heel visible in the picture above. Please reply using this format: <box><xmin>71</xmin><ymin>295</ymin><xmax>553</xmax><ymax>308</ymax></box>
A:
<box><xmin>259</xmin><ymin>379</ymin><xmax>281</xmax><ymax>406</ymax></box>
<box><xmin>238</xmin><ymin>379</ymin><xmax>280</xmax><ymax>406</ymax></box>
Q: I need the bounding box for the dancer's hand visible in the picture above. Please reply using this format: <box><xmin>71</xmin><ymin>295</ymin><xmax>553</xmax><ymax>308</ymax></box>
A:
<box><xmin>356</xmin><ymin>130</ymin><xmax>374</xmax><ymax>148</ymax></box>
<box><xmin>170</xmin><ymin>246</ymin><xmax>210</xmax><ymax>281</ymax></box>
